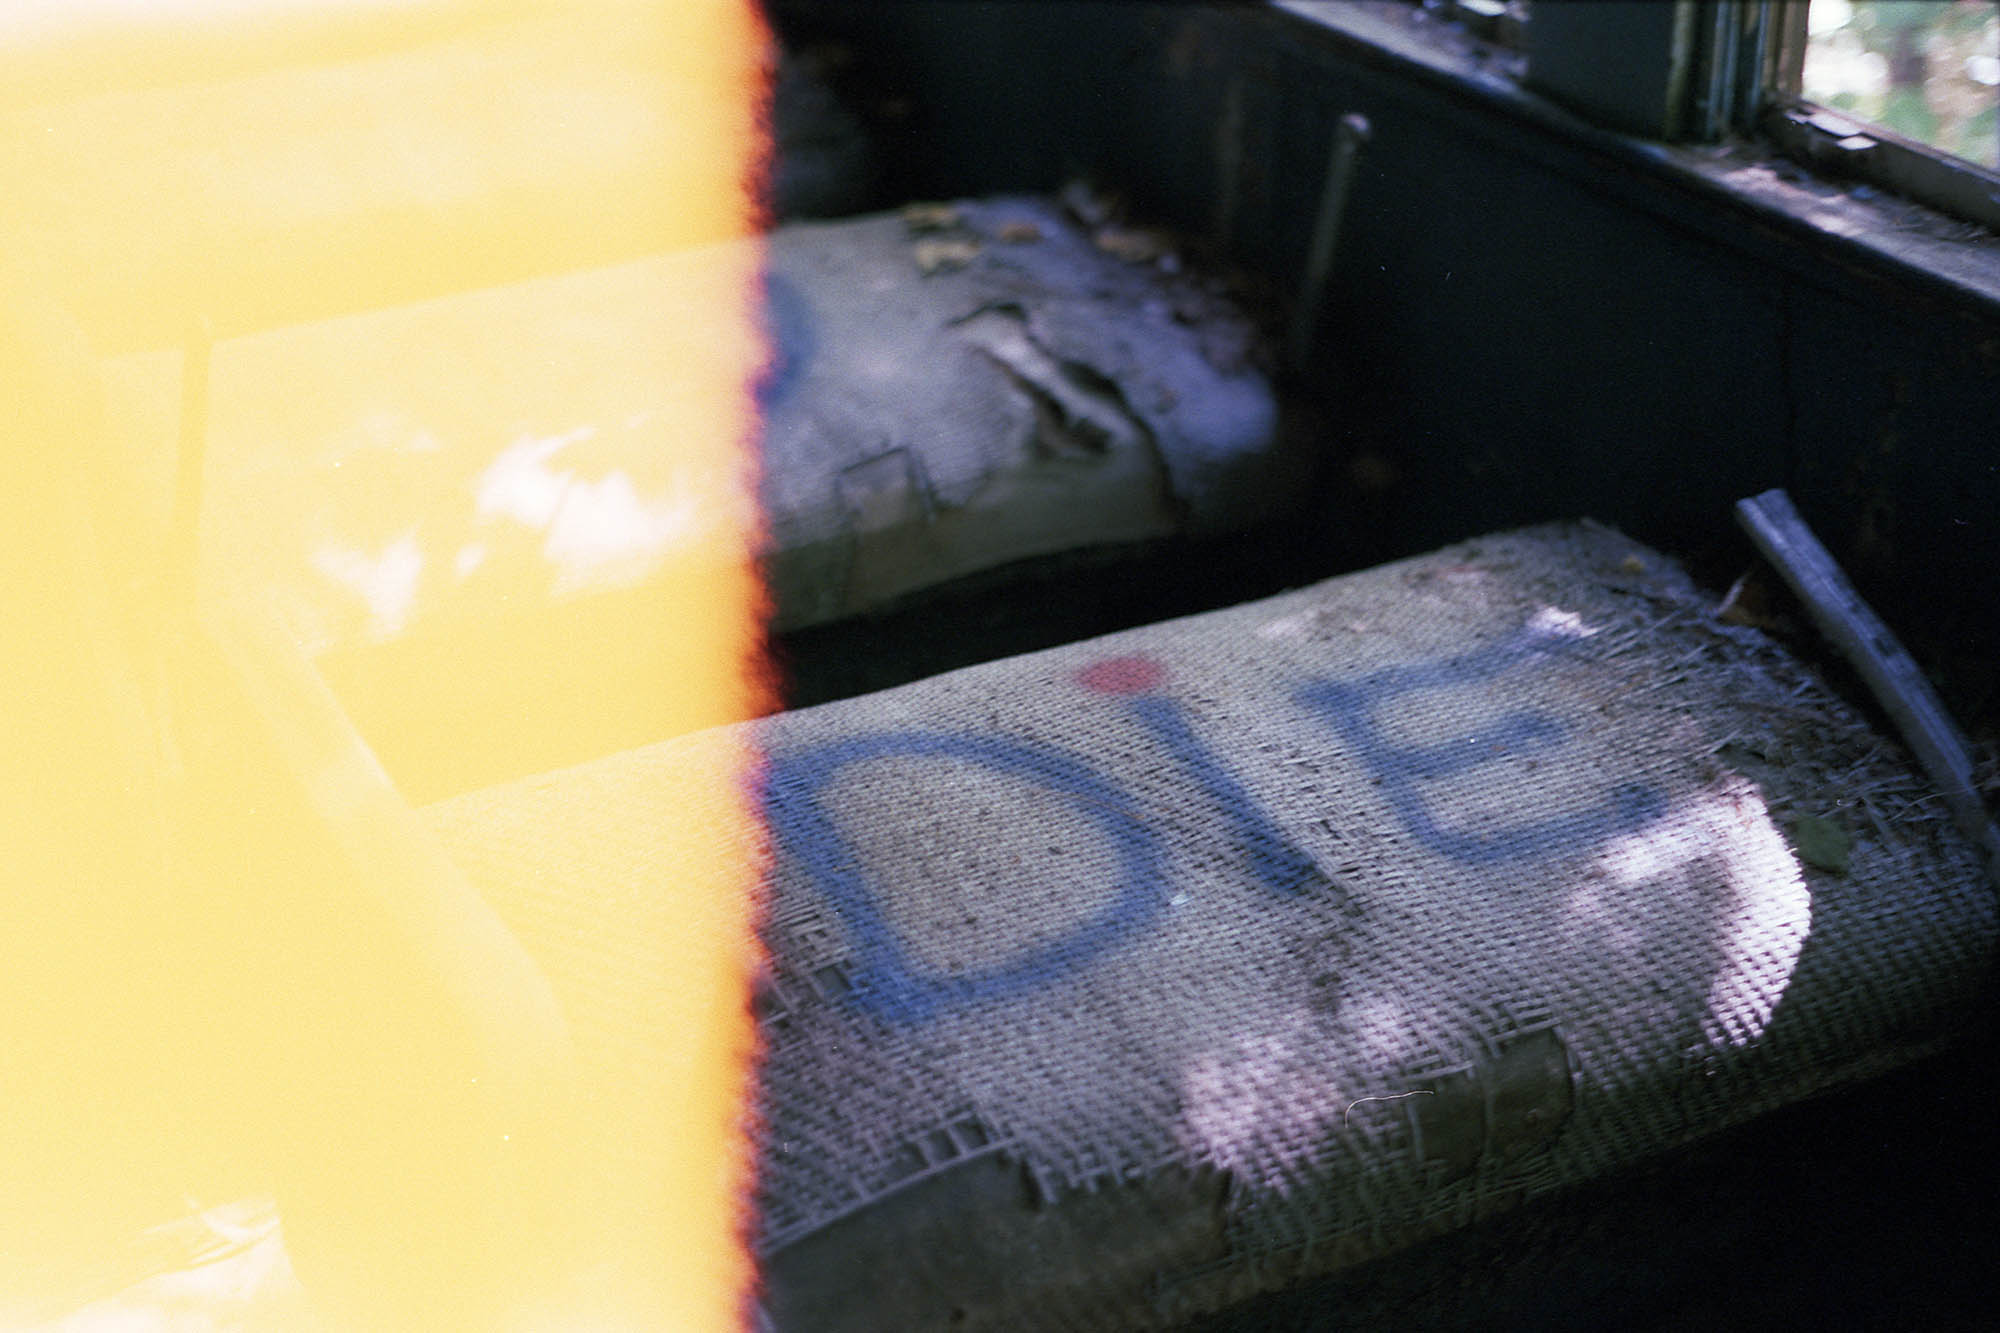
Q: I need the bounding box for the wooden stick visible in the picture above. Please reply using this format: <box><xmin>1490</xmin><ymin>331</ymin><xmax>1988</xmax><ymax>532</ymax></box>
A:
<box><xmin>1736</xmin><ymin>488</ymin><xmax>2000</xmax><ymax>888</ymax></box>
<box><xmin>1286</xmin><ymin>111</ymin><xmax>1371</xmax><ymax>376</ymax></box>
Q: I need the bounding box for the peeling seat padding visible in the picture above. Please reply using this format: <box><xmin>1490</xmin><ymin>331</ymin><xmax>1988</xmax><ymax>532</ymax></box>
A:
<box><xmin>420</xmin><ymin>522</ymin><xmax>1995</xmax><ymax>1331</ymax></box>
<box><xmin>760</xmin><ymin>195</ymin><xmax>1298</xmax><ymax>628</ymax></box>
<box><xmin>96</xmin><ymin>196</ymin><xmax>1296</xmax><ymax>800</ymax></box>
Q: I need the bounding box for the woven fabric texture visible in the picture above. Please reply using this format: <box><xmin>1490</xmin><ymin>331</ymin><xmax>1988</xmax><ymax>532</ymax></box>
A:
<box><xmin>423</xmin><ymin>522</ymin><xmax>1994</xmax><ymax>1330</ymax></box>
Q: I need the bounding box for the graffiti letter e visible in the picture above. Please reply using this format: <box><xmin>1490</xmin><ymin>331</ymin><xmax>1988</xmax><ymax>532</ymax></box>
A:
<box><xmin>1296</xmin><ymin>627</ymin><xmax>1662</xmax><ymax>865</ymax></box>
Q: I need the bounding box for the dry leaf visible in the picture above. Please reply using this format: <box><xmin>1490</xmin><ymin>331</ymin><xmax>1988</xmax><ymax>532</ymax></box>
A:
<box><xmin>1093</xmin><ymin>225</ymin><xmax>1172</xmax><ymax>264</ymax></box>
<box><xmin>900</xmin><ymin>201</ymin><xmax>961</xmax><ymax>233</ymax></box>
<box><xmin>913</xmin><ymin>236</ymin><xmax>981</xmax><ymax>275</ymax></box>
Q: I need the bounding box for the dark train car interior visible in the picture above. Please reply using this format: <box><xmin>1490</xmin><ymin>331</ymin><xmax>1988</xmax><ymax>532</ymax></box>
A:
<box><xmin>760</xmin><ymin>3</ymin><xmax>2000</xmax><ymax>1328</ymax></box>
<box><xmin>6</xmin><ymin>2</ymin><xmax>1997</xmax><ymax>1329</ymax></box>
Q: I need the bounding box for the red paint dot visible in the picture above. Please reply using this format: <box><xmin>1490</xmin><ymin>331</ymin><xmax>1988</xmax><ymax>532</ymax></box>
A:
<box><xmin>1076</xmin><ymin>655</ymin><xmax>1166</xmax><ymax>695</ymax></box>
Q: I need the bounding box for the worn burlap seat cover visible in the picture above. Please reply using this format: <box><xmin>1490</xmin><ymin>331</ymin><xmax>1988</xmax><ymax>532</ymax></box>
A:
<box><xmin>94</xmin><ymin>196</ymin><xmax>1287</xmax><ymax>800</ymax></box>
<box><xmin>423</xmin><ymin>522</ymin><xmax>1994</xmax><ymax>1330</ymax></box>
<box><xmin>95</xmin><ymin>194</ymin><xmax>1284</xmax><ymax>651</ymax></box>
<box><xmin>758</xmin><ymin>195</ymin><xmax>1292</xmax><ymax>628</ymax></box>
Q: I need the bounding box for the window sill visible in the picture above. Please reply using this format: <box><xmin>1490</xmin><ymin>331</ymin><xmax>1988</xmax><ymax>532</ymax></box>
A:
<box><xmin>1269</xmin><ymin>0</ymin><xmax>2000</xmax><ymax>321</ymax></box>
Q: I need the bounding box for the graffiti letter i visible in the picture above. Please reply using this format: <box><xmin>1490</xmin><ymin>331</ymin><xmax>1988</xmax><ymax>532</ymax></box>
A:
<box><xmin>1076</xmin><ymin>657</ymin><xmax>1324</xmax><ymax>898</ymax></box>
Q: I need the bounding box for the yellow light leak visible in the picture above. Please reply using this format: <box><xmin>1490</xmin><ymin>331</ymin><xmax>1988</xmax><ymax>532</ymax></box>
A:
<box><xmin>3</xmin><ymin>3</ymin><xmax>772</xmax><ymax>1329</ymax></box>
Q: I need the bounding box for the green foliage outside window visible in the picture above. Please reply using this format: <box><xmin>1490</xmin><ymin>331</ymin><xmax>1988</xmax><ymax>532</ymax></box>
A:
<box><xmin>1804</xmin><ymin>0</ymin><xmax>2000</xmax><ymax>167</ymax></box>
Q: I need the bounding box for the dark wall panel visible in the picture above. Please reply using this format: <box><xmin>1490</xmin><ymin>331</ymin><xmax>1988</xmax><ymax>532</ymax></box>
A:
<box><xmin>773</xmin><ymin>1</ymin><xmax>2000</xmax><ymax>667</ymax></box>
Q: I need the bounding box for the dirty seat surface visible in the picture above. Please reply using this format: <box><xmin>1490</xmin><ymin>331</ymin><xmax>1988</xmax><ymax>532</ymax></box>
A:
<box><xmin>419</xmin><ymin>521</ymin><xmax>1993</xmax><ymax>1330</ymax></box>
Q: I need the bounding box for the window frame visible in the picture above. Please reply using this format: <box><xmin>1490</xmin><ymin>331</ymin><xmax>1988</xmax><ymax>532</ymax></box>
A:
<box><xmin>1523</xmin><ymin>0</ymin><xmax>2000</xmax><ymax>235</ymax></box>
<box><xmin>1757</xmin><ymin>0</ymin><xmax>2000</xmax><ymax>235</ymax></box>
